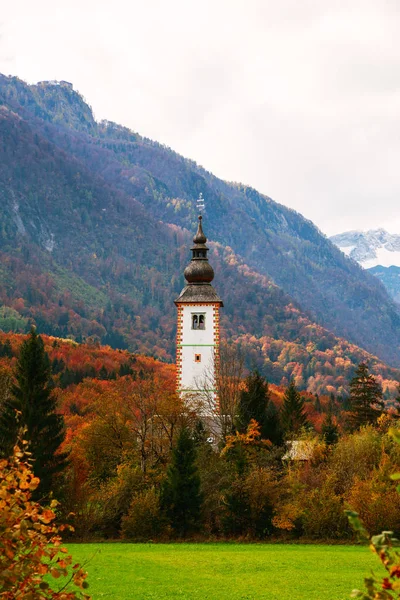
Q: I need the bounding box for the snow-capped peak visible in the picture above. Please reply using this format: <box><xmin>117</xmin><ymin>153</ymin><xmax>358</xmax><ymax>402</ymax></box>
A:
<box><xmin>330</xmin><ymin>229</ymin><xmax>400</xmax><ymax>268</ymax></box>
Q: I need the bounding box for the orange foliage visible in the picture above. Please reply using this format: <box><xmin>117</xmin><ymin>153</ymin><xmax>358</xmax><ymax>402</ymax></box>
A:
<box><xmin>0</xmin><ymin>438</ymin><xmax>90</xmax><ymax>599</ymax></box>
<box><xmin>222</xmin><ymin>419</ymin><xmax>272</xmax><ymax>457</ymax></box>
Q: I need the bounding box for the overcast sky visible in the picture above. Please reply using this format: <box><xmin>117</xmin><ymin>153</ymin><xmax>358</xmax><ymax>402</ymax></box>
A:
<box><xmin>0</xmin><ymin>0</ymin><xmax>399</xmax><ymax>236</ymax></box>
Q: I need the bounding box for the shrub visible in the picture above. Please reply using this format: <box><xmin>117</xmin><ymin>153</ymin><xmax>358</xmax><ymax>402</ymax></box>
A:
<box><xmin>121</xmin><ymin>488</ymin><xmax>163</xmax><ymax>540</ymax></box>
<box><xmin>243</xmin><ymin>468</ymin><xmax>281</xmax><ymax>538</ymax></box>
<box><xmin>330</xmin><ymin>427</ymin><xmax>382</xmax><ymax>494</ymax></box>
<box><xmin>347</xmin><ymin>429</ymin><xmax>400</xmax><ymax>599</ymax></box>
<box><xmin>196</xmin><ymin>444</ymin><xmax>234</xmax><ymax>536</ymax></box>
<box><xmin>301</xmin><ymin>481</ymin><xmax>350</xmax><ymax>539</ymax></box>
<box><xmin>74</xmin><ymin>464</ymin><xmax>146</xmax><ymax>537</ymax></box>
<box><xmin>347</xmin><ymin>467</ymin><xmax>400</xmax><ymax>536</ymax></box>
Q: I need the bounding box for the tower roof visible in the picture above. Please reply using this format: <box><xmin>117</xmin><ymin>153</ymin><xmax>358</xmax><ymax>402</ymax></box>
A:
<box><xmin>193</xmin><ymin>216</ymin><xmax>207</xmax><ymax>245</ymax></box>
<box><xmin>175</xmin><ymin>214</ymin><xmax>223</xmax><ymax>306</ymax></box>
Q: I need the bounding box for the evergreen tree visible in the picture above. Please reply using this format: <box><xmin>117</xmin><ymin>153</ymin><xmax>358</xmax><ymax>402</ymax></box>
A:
<box><xmin>0</xmin><ymin>328</ymin><xmax>68</xmax><ymax>498</ymax></box>
<box><xmin>394</xmin><ymin>384</ymin><xmax>400</xmax><ymax>417</ymax></box>
<box><xmin>236</xmin><ymin>370</ymin><xmax>282</xmax><ymax>444</ymax></box>
<box><xmin>314</xmin><ymin>394</ymin><xmax>321</xmax><ymax>413</ymax></box>
<box><xmin>264</xmin><ymin>400</ymin><xmax>283</xmax><ymax>446</ymax></box>
<box><xmin>329</xmin><ymin>392</ymin><xmax>336</xmax><ymax>414</ymax></box>
<box><xmin>99</xmin><ymin>365</ymin><xmax>108</xmax><ymax>380</ymax></box>
<box><xmin>321</xmin><ymin>410</ymin><xmax>339</xmax><ymax>445</ymax></box>
<box><xmin>0</xmin><ymin>339</ymin><xmax>13</xmax><ymax>358</ymax></box>
<box><xmin>160</xmin><ymin>427</ymin><xmax>202</xmax><ymax>537</ymax></box>
<box><xmin>280</xmin><ymin>380</ymin><xmax>309</xmax><ymax>438</ymax></box>
<box><xmin>222</xmin><ymin>478</ymin><xmax>251</xmax><ymax>536</ymax></box>
<box><xmin>348</xmin><ymin>362</ymin><xmax>384</xmax><ymax>430</ymax></box>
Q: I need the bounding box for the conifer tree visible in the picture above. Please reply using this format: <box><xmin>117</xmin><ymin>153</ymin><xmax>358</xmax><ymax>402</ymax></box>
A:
<box><xmin>321</xmin><ymin>410</ymin><xmax>339</xmax><ymax>445</ymax></box>
<box><xmin>394</xmin><ymin>384</ymin><xmax>400</xmax><ymax>417</ymax></box>
<box><xmin>0</xmin><ymin>339</ymin><xmax>13</xmax><ymax>358</ymax></box>
<box><xmin>0</xmin><ymin>328</ymin><xmax>67</xmax><ymax>498</ymax></box>
<box><xmin>280</xmin><ymin>379</ymin><xmax>309</xmax><ymax>438</ymax></box>
<box><xmin>236</xmin><ymin>370</ymin><xmax>282</xmax><ymax>444</ymax></box>
<box><xmin>314</xmin><ymin>394</ymin><xmax>321</xmax><ymax>413</ymax></box>
<box><xmin>160</xmin><ymin>427</ymin><xmax>202</xmax><ymax>537</ymax></box>
<box><xmin>348</xmin><ymin>362</ymin><xmax>384</xmax><ymax>430</ymax></box>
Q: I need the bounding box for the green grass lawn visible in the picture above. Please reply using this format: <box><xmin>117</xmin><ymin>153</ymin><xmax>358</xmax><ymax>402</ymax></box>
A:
<box><xmin>62</xmin><ymin>543</ymin><xmax>383</xmax><ymax>600</ymax></box>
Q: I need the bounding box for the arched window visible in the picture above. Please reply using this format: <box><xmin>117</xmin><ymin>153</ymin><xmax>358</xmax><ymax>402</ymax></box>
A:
<box><xmin>192</xmin><ymin>313</ymin><xmax>206</xmax><ymax>330</ymax></box>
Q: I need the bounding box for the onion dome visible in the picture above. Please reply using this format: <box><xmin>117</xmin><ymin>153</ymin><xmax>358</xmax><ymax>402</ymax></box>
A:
<box><xmin>184</xmin><ymin>259</ymin><xmax>214</xmax><ymax>283</ymax></box>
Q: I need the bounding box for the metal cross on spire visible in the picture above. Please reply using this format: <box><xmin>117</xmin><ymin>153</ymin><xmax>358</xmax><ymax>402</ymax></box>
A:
<box><xmin>196</xmin><ymin>193</ymin><xmax>205</xmax><ymax>215</ymax></box>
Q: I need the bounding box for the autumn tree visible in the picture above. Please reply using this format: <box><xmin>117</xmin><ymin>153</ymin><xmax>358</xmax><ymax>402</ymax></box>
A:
<box><xmin>121</xmin><ymin>373</ymin><xmax>187</xmax><ymax>473</ymax></box>
<box><xmin>160</xmin><ymin>427</ymin><xmax>202</xmax><ymax>537</ymax></box>
<box><xmin>195</xmin><ymin>342</ymin><xmax>245</xmax><ymax>443</ymax></box>
<box><xmin>221</xmin><ymin>420</ymin><xmax>272</xmax><ymax>536</ymax></box>
<box><xmin>0</xmin><ymin>328</ymin><xmax>68</xmax><ymax>498</ymax></box>
<box><xmin>280</xmin><ymin>379</ymin><xmax>309</xmax><ymax>438</ymax></box>
<box><xmin>0</xmin><ymin>436</ymin><xmax>90</xmax><ymax>599</ymax></box>
<box><xmin>348</xmin><ymin>362</ymin><xmax>384</xmax><ymax>430</ymax></box>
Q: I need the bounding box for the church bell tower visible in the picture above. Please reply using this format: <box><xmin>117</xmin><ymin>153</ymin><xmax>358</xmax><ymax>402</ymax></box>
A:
<box><xmin>175</xmin><ymin>210</ymin><xmax>223</xmax><ymax>412</ymax></box>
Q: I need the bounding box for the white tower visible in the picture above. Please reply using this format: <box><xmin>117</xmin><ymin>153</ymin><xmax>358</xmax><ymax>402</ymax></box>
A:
<box><xmin>175</xmin><ymin>214</ymin><xmax>223</xmax><ymax>412</ymax></box>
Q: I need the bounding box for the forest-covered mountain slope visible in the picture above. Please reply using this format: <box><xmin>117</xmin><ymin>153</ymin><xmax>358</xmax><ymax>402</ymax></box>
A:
<box><xmin>0</xmin><ymin>75</ymin><xmax>400</xmax><ymax>395</ymax></box>
<box><xmin>368</xmin><ymin>265</ymin><xmax>400</xmax><ymax>305</ymax></box>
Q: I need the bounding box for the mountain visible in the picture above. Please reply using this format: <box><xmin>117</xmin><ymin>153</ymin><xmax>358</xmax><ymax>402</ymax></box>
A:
<box><xmin>0</xmin><ymin>74</ymin><xmax>400</xmax><ymax>395</ymax></box>
<box><xmin>330</xmin><ymin>229</ymin><xmax>400</xmax><ymax>303</ymax></box>
<box><xmin>330</xmin><ymin>229</ymin><xmax>400</xmax><ymax>268</ymax></box>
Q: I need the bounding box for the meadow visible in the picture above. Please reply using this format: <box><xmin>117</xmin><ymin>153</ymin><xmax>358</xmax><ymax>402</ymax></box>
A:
<box><xmin>65</xmin><ymin>543</ymin><xmax>381</xmax><ymax>600</ymax></box>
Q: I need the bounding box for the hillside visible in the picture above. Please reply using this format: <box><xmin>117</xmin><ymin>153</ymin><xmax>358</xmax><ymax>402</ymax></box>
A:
<box><xmin>0</xmin><ymin>75</ymin><xmax>400</xmax><ymax>394</ymax></box>
<box><xmin>0</xmin><ymin>331</ymin><xmax>398</xmax><ymax>425</ymax></box>
<box><xmin>367</xmin><ymin>265</ymin><xmax>400</xmax><ymax>304</ymax></box>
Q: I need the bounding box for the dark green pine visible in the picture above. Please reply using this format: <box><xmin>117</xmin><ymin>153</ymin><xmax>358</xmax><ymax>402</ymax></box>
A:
<box><xmin>160</xmin><ymin>427</ymin><xmax>202</xmax><ymax>537</ymax></box>
<box><xmin>348</xmin><ymin>362</ymin><xmax>384</xmax><ymax>430</ymax></box>
<box><xmin>321</xmin><ymin>410</ymin><xmax>339</xmax><ymax>445</ymax></box>
<box><xmin>314</xmin><ymin>394</ymin><xmax>321</xmax><ymax>413</ymax></box>
<box><xmin>280</xmin><ymin>379</ymin><xmax>309</xmax><ymax>438</ymax></box>
<box><xmin>0</xmin><ymin>328</ymin><xmax>68</xmax><ymax>499</ymax></box>
<box><xmin>236</xmin><ymin>370</ymin><xmax>282</xmax><ymax>445</ymax></box>
<box><xmin>394</xmin><ymin>384</ymin><xmax>400</xmax><ymax>417</ymax></box>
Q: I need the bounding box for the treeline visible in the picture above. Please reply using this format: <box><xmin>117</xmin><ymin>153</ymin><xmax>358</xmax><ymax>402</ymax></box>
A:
<box><xmin>1</xmin><ymin>331</ymin><xmax>400</xmax><ymax>543</ymax></box>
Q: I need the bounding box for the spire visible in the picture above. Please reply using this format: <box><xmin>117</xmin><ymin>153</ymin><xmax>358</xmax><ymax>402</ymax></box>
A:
<box><xmin>193</xmin><ymin>215</ymin><xmax>207</xmax><ymax>245</ymax></box>
<box><xmin>184</xmin><ymin>215</ymin><xmax>214</xmax><ymax>284</ymax></box>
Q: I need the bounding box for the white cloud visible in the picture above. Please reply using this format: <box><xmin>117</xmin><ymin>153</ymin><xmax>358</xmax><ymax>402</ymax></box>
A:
<box><xmin>1</xmin><ymin>0</ymin><xmax>399</xmax><ymax>235</ymax></box>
